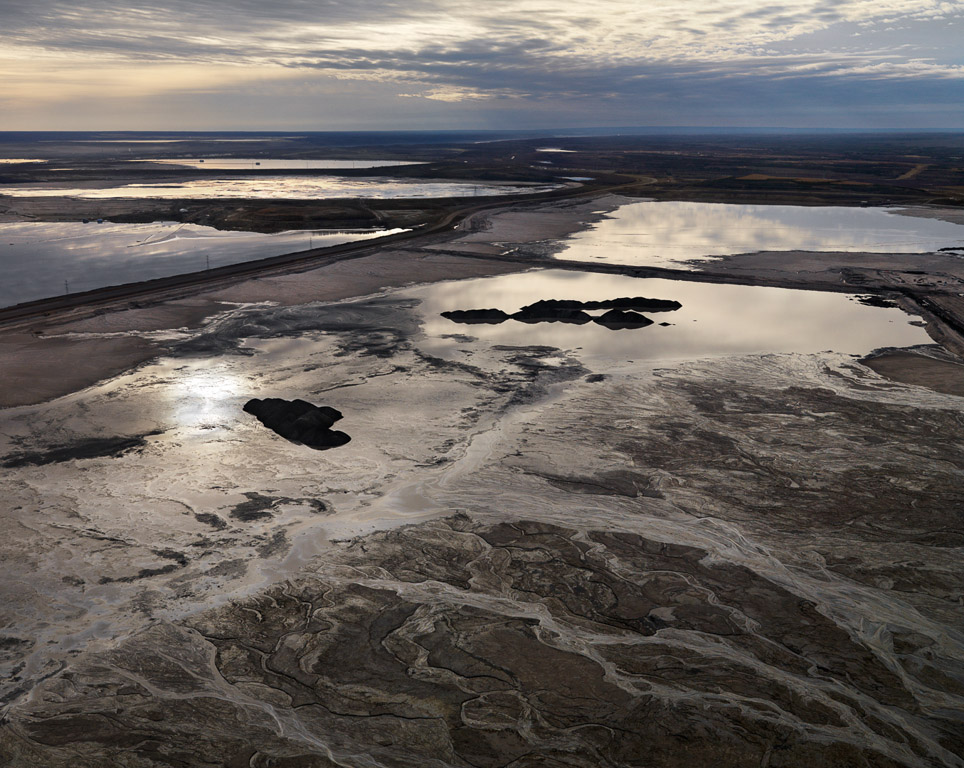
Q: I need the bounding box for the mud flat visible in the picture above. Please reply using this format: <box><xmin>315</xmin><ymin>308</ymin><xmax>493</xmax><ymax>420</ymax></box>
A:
<box><xmin>1</xmin><ymin>195</ymin><xmax>963</xmax><ymax>767</ymax></box>
<box><xmin>1</xmin><ymin>342</ymin><xmax>962</xmax><ymax>767</ymax></box>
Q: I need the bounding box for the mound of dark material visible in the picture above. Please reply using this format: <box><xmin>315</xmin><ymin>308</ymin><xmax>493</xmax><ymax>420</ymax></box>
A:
<box><xmin>441</xmin><ymin>296</ymin><xmax>678</xmax><ymax>329</ymax></box>
<box><xmin>440</xmin><ymin>308</ymin><xmax>510</xmax><ymax>324</ymax></box>
<box><xmin>512</xmin><ymin>303</ymin><xmax>593</xmax><ymax>324</ymax></box>
<box><xmin>243</xmin><ymin>398</ymin><xmax>351</xmax><ymax>450</ymax></box>
<box><xmin>593</xmin><ymin>296</ymin><xmax>681</xmax><ymax>312</ymax></box>
<box><xmin>520</xmin><ymin>297</ymin><xmax>682</xmax><ymax>313</ymax></box>
<box><xmin>594</xmin><ymin>309</ymin><xmax>654</xmax><ymax>329</ymax></box>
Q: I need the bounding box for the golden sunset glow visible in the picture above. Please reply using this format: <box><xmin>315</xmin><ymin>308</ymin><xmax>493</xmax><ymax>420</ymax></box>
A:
<box><xmin>0</xmin><ymin>0</ymin><xmax>961</xmax><ymax>128</ymax></box>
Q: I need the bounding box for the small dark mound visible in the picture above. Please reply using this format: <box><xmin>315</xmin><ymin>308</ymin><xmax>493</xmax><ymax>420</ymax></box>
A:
<box><xmin>441</xmin><ymin>309</ymin><xmax>510</xmax><ymax>324</ymax></box>
<box><xmin>518</xmin><ymin>299</ymin><xmax>584</xmax><ymax>311</ymax></box>
<box><xmin>594</xmin><ymin>310</ymin><xmax>654</xmax><ymax>330</ymax></box>
<box><xmin>519</xmin><ymin>297</ymin><xmax>682</xmax><ymax>313</ymax></box>
<box><xmin>581</xmin><ymin>297</ymin><xmax>682</xmax><ymax>313</ymax></box>
<box><xmin>853</xmin><ymin>294</ymin><xmax>899</xmax><ymax>309</ymax></box>
<box><xmin>243</xmin><ymin>398</ymin><xmax>351</xmax><ymax>450</ymax></box>
<box><xmin>512</xmin><ymin>304</ymin><xmax>593</xmax><ymax>324</ymax></box>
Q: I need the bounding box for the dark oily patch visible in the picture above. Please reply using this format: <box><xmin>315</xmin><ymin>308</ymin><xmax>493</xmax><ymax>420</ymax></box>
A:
<box><xmin>539</xmin><ymin>469</ymin><xmax>664</xmax><ymax>498</ymax></box>
<box><xmin>1</xmin><ymin>432</ymin><xmax>161</xmax><ymax>469</ymax></box>
<box><xmin>0</xmin><ymin>636</ymin><xmax>33</xmax><ymax>661</ymax></box>
<box><xmin>98</xmin><ymin>548</ymin><xmax>189</xmax><ymax>585</ymax></box>
<box><xmin>173</xmin><ymin>297</ymin><xmax>421</xmax><ymax>357</ymax></box>
<box><xmin>333</xmin><ymin>327</ymin><xmax>409</xmax><ymax>358</ymax></box>
<box><xmin>194</xmin><ymin>512</ymin><xmax>228</xmax><ymax>530</ymax></box>
<box><xmin>256</xmin><ymin>530</ymin><xmax>288</xmax><ymax>559</ymax></box>
<box><xmin>229</xmin><ymin>492</ymin><xmax>278</xmax><ymax>522</ymax></box>
<box><xmin>229</xmin><ymin>491</ymin><xmax>332</xmax><ymax>522</ymax></box>
<box><xmin>243</xmin><ymin>398</ymin><xmax>351</xmax><ymax>450</ymax></box>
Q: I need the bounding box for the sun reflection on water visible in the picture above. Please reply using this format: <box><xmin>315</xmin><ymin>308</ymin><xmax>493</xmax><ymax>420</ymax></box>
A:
<box><xmin>166</xmin><ymin>363</ymin><xmax>246</xmax><ymax>432</ymax></box>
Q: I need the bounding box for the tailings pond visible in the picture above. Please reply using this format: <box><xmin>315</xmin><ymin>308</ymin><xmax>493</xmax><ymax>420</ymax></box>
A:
<box><xmin>0</xmin><ymin>221</ymin><xmax>406</xmax><ymax>307</ymax></box>
<box><xmin>136</xmin><ymin>159</ymin><xmax>426</xmax><ymax>170</ymax></box>
<box><xmin>0</xmin><ymin>177</ymin><xmax>561</xmax><ymax>200</ymax></box>
<box><xmin>410</xmin><ymin>269</ymin><xmax>931</xmax><ymax>364</ymax></box>
<box><xmin>555</xmin><ymin>202</ymin><xmax>964</xmax><ymax>269</ymax></box>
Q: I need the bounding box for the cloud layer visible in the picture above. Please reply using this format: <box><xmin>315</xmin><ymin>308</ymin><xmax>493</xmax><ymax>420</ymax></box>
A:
<box><xmin>2</xmin><ymin>0</ymin><xmax>962</xmax><ymax>129</ymax></box>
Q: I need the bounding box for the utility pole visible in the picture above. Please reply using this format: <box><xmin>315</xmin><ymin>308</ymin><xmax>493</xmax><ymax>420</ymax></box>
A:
<box><xmin>64</xmin><ymin>280</ymin><xmax>69</xmax><ymax>295</ymax></box>
<box><xmin>206</xmin><ymin>255</ymin><xmax>210</xmax><ymax>270</ymax></box>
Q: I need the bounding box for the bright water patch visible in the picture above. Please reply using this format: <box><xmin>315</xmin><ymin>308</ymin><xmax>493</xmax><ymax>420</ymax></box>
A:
<box><xmin>138</xmin><ymin>158</ymin><xmax>426</xmax><ymax>170</ymax></box>
<box><xmin>0</xmin><ymin>221</ymin><xmax>406</xmax><ymax>307</ymax></box>
<box><xmin>0</xmin><ymin>177</ymin><xmax>559</xmax><ymax>200</ymax></box>
<box><xmin>409</xmin><ymin>269</ymin><xmax>930</xmax><ymax>364</ymax></box>
<box><xmin>555</xmin><ymin>202</ymin><xmax>964</xmax><ymax>269</ymax></box>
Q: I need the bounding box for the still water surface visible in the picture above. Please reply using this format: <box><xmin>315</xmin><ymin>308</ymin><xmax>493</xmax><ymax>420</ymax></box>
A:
<box><xmin>556</xmin><ymin>202</ymin><xmax>964</xmax><ymax>268</ymax></box>
<box><xmin>410</xmin><ymin>270</ymin><xmax>930</xmax><ymax>363</ymax></box>
<box><xmin>0</xmin><ymin>177</ymin><xmax>558</xmax><ymax>200</ymax></box>
<box><xmin>138</xmin><ymin>158</ymin><xmax>425</xmax><ymax>170</ymax></box>
<box><xmin>0</xmin><ymin>222</ymin><xmax>405</xmax><ymax>307</ymax></box>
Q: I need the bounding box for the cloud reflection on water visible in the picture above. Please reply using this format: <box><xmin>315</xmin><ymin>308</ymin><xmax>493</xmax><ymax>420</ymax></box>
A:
<box><xmin>556</xmin><ymin>202</ymin><xmax>964</xmax><ymax>269</ymax></box>
<box><xmin>0</xmin><ymin>221</ymin><xmax>406</xmax><ymax>307</ymax></box>
<box><xmin>410</xmin><ymin>270</ymin><xmax>930</xmax><ymax>363</ymax></box>
<box><xmin>0</xmin><ymin>177</ymin><xmax>558</xmax><ymax>200</ymax></box>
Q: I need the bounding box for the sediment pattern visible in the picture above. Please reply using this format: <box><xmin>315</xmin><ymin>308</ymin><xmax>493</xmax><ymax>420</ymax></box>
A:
<box><xmin>1</xmin><ymin>513</ymin><xmax>961</xmax><ymax>767</ymax></box>
<box><xmin>1</xmin><ymin>275</ymin><xmax>963</xmax><ymax>766</ymax></box>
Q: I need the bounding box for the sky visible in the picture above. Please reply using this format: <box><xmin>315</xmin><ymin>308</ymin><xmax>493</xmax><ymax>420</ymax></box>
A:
<box><xmin>1</xmin><ymin>0</ymin><xmax>963</xmax><ymax>131</ymax></box>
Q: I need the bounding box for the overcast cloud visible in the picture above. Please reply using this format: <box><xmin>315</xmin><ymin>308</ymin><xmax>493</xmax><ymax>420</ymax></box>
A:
<box><xmin>1</xmin><ymin>0</ymin><xmax>962</xmax><ymax>129</ymax></box>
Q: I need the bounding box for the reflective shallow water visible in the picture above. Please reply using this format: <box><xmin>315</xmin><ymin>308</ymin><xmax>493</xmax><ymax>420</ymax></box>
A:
<box><xmin>555</xmin><ymin>202</ymin><xmax>964</xmax><ymax>269</ymax></box>
<box><xmin>0</xmin><ymin>221</ymin><xmax>406</xmax><ymax>307</ymax></box>
<box><xmin>138</xmin><ymin>158</ymin><xmax>425</xmax><ymax>170</ymax></box>
<box><xmin>0</xmin><ymin>177</ymin><xmax>559</xmax><ymax>200</ymax></box>
<box><xmin>409</xmin><ymin>269</ymin><xmax>930</xmax><ymax>363</ymax></box>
